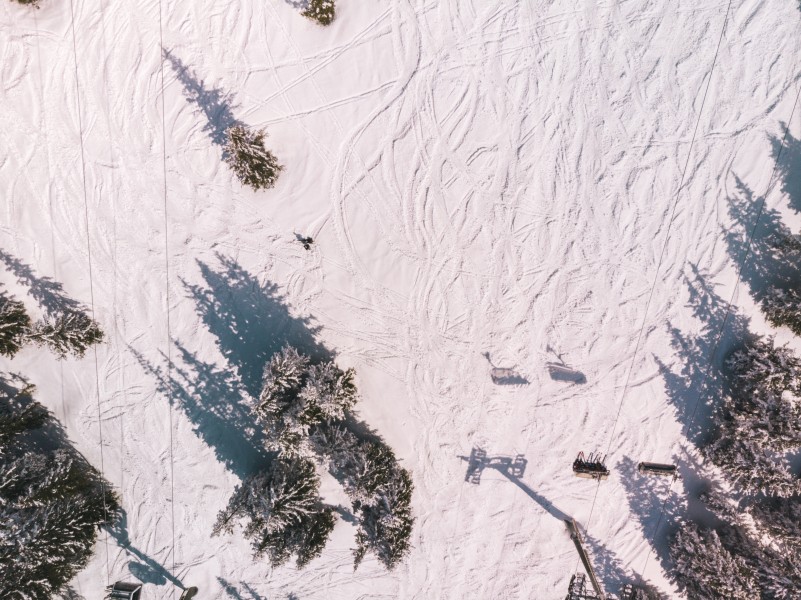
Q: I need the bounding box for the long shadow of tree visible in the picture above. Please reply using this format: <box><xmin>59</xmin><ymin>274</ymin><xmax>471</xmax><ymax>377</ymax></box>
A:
<box><xmin>0</xmin><ymin>249</ymin><xmax>82</xmax><ymax>313</ymax></box>
<box><xmin>131</xmin><ymin>340</ymin><xmax>271</xmax><ymax>479</ymax></box>
<box><xmin>655</xmin><ymin>265</ymin><xmax>752</xmax><ymax>446</ymax></box>
<box><xmin>618</xmin><ymin>456</ymin><xmax>686</xmax><ymax>590</ymax></box>
<box><xmin>106</xmin><ymin>509</ymin><xmax>185</xmax><ymax>589</ymax></box>
<box><xmin>723</xmin><ymin>176</ymin><xmax>801</xmax><ymax>300</ymax></box>
<box><xmin>217</xmin><ymin>578</ymin><xmax>271</xmax><ymax>600</ymax></box>
<box><xmin>182</xmin><ymin>253</ymin><xmax>329</xmax><ymax>399</ymax></box>
<box><xmin>771</xmin><ymin>126</ymin><xmax>801</xmax><ymax>214</ymax></box>
<box><xmin>163</xmin><ymin>50</ymin><xmax>243</xmax><ymax>148</ymax></box>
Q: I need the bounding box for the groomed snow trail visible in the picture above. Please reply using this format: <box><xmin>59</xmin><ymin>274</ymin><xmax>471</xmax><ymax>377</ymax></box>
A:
<box><xmin>1</xmin><ymin>0</ymin><xmax>800</xmax><ymax>598</ymax></box>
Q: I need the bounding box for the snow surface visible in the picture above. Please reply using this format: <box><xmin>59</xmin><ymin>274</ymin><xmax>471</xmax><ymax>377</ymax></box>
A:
<box><xmin>1</xmin><ymin>0</ymin><xmax>800</xmax><ymax>598</ymax></box>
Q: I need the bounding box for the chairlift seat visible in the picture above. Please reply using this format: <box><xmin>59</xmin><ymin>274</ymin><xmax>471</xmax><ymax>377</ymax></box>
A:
<box><xmin>106</xmin><ymin>582</ymin><xmax>142</xmax><ymax>600</ymax></box>
<box><xmin>638</xmin><ymin>462</ymin><xmax>678</xmax><ymax>478</ymax></box>
<box><xmin>572</xmin><ymin>452</ymin><xmax>609</xmax><ymax>481</ymax></box>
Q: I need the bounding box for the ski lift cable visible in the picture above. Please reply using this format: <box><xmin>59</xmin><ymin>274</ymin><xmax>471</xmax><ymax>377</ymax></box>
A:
<box><xmin>155</xmin><ymin>0</ymin><xmax>178</xmax><ymax>591</ymax></box>
<box><xmin>638</xmin><ymin>76</ymin><xmax>801</xmax><ymax>580</ymax></box>
<box><xmin>67</xmin><ymin>0</ymin><xmax>111</xmax><ymax>584</ymax></box>
<box><xmin>578</xmin><ymin>0</ymin><xmax>735</xmax><ymax>553</ymax></box>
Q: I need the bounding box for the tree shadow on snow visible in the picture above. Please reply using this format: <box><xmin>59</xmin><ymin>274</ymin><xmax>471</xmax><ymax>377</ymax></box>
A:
<box><xmin>183</xmin><ymin>253</ymin><xmax>330</xmax><ymax>398</ymax></box>
<box><xmin>284</xmin><ymin>0</ymin><xmax>310</xmax><ymax>11</ymax></box>
<box><xmin>163</xmin><ymin>49</ymin><xmax>244</xmax><ymax>148</ymax></box>
<box><xmin>106</xmin><ymin>509</ymin><xmax>185</xmax><ymax>588</ymax></box>
<box><xmin>60</xmin><ymin>586</ymin><xmax>86</xmax><ymax>600</ymax></box>
<box><xmin>723</xmin><ymin>176</ymin><xmax>801</xmax><ymax>301</ymax></box>
<box><xmin>137</xmin><ymin>254</ymin><xmax>390</xmax><ymax>505</ymax></box>
<box><xmin>131</xmin><ymin>340</ymin><xmax>272</xmax><ymax>479</ymax></box>
<box><xmin>0</xmin><ymin>249</ymin><xmax>83</xmax><ymax>313</ymax></box>
<box><xmin>654</xmin><ymin>265</ymin><xmax>752</xmax><ymax>446</ymax></box>
<box><xmin>771</xmin><ymin>126</ymin><xmax>801</xmax><ymax>215</ymax></box>
<box><xmin>217</xmin><ymin>577</ymin><xmax>268</xmax><ymax>600</ymax></box>
<box><xmin>618</xmin><ymin>456</ymin><xmax>683</xmax><ymax>589</ymax></box>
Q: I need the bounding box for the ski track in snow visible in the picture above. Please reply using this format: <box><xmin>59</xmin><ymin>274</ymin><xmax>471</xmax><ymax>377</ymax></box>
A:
<box><xmin>1</xmin><ymin>0</ymin><xmax>800</xmax><ymax>598</ymax></box>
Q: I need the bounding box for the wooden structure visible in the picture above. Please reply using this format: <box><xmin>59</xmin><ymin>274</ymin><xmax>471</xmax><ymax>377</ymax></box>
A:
<box><xmin>564</xmin><ymin>519</ymin><xmax>605</xmax><ymax>599</ymax></box>
<box><xmin>637</xmin><ymin>462</ymin><xmax>678</xmax><ymax>479</ymax></box>
<box><xmin>179</xmin><ymin>587</ymin><xmax>199</xmax><ymax>600</ymax></box>
<box><xmin>573</xmin><ymin>452</ymin><xmax>609</xmax><ymax>480</ymax></box>
<box><xmin>106</xmin><ymin>582</ymin><xmax>142</xmax><ymax>600</ymax></box>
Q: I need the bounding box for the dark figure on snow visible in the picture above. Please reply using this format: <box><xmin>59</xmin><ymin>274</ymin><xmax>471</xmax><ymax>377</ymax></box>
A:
<box><xmin>295</xmin><ymin>233</ymin><xmax>314</xmax><ymax>250</ymax></box>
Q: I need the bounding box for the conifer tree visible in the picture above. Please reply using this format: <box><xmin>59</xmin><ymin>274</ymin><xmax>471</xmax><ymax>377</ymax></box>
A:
<box><xmin>255</xmin><ymin>346</ymin><xmax>315</xmax><ymax>457</ymax></box>
<box><xmin>707</xmin><ymin>430</ymin><xmax>800</xmax><ymax>498</ymax></box>
<box><xmin>0</xmin><ymin>294</ymin><xmax>31</xmax><ymax>358</ymax></box>
<box><xmin>352</xmin><ymin>458</ymin><xmax>414</xmax><ymax>570</ymax></box>
<box><xmin>212</xmin><ymin>457</ymin><xmax>335</xmax><ymax>568</ymax></box>
<box><xmin>311</xmin><ymin>428</ymin><xmax>414</xmax><ymax>569</ymax></box>
<box><xmin>0</xmin><ymin>392</ymin><xmax>46</xmax><ymax>452</ymax></box>
<box><xmin>244</xmin><ymin>346</ymin><xmax>414</xmax><ymax>570</ymax></box>
<box><xmin>670</xmin><ymin>521</ymin><xmax>759</xmax><ymax>600</ymax></box>
<box><xmin>723</xmin><ymin>338</ymin><xmax>801</xmax><ymax>453</ymax></box>
<box><xmin>224</xmin><ymin>125</ymin><xmax>282</xmax><ymax>191</ymax></box>
<box><xmin>727</xmin><ymin>338</ymin><xmax>801</xmax><ymax>397</ymax></box>
<box><xmin>762</xmin><ymin>286</ymin><xmax>801</xmax><ymax>336</ymax></box>
<box><xmin>302</xmin><ymin>0</ymin><xmax>335</xmax><ymax>25</ymax></box>
<box><xmin>29</xmin><ymin>311</ymin><xmax>104</xmax><ymax>359</ymax></box>
<box><xmin>300</xmin><ymin>362</ymin><xmax>357</xmax><ymax>422</ymax></box>
<box><xmin>0</xmin><ymin>389</ymin><xmax>117</xmax><ymax>598</ymax></box>
<box><xmin>754</xmin><ymin>499</ymin><xmax>801</xmax><ymax>549</ymax></box>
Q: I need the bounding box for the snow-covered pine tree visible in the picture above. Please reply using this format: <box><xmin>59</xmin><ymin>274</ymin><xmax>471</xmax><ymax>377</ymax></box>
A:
<box><xmin>0</xmin><ymin>294</ymin><xmax>31</xmax><ymax>358</ymax></box>
<box><xmin>29</xmin><ymin>311</ymin><xmax>103</xmax><ymax>359</ymax></box>
<box><xmin>702</xmin><ymin>482</ymin><xmax>801</xmax><ymax>597</ymax></box>
<box><xmin>0</xmin><ymin>394</ymin><xmax>46</xmax><ymax>453</ymax></box>
<box><xmin>309</xmin><ymin>422</ymin><xmax>360</xmax><ymax>472</ymax></box>
<box><xmin>0</xmin><ymin>494</ymin><xmax>110</xmax><ymax>598</ymax></box>
<box><xmin>255</xmin><ymin>346</ymin><xmax>316</xmax><ymax>456</ymax></box>
<box><xmin>352</xmin><ymin>457</ymin><xmax>414</xmax><ymax>570</ymax></box>
<box><xmin>748</xmin><ymin>497</ymin><xmax>801</xmax><ymax>565</ymax></box>
<box><xmin>223</xmin><ymin>125</ymin><xmax>282</xmax><ymax>191</ymax></box>
<box><xmin>0</xmin><ymin>382</ymin><xmax>118</xmax><ymax>598</ymax></box>
<box><xmin>707</xmin><ymin>430</ymin><xmax>800</xmax><ymax>498</ymax></box>
<box><xmin>212</xmin><ymin>457</ymin><xmax>335</xmax><ymax>568</ymax></box>
<box><xmin>669</xmin><ymin>521</ymin><xmax>759</xmax><ymax>600</ymax></box>
<box><xmin>726</xmin><ymin>338</ymin><xmax>801</xmax><ymax>398</ymax></box>
<box><xmin>300</xmin><ymin>362</ymin><xmax>357</xmax><ymax>422</ymax></box>
<box><xmin>762</xmin><ymin>286</ymin><xmax>801</xmax><ymax>337</ymax></box>
<box><xmin>723</xmin><ymin>338</ymin><xmax>801</xmax><ymax>452</ymax></box>
<box><xmin>302</xmin><ymin>0</ymin><xmax>335</xmax><ymax>26</ymax></box>
<box><xmin>308</xmin><ymin>426</ymin><xmax>414</xmax><ymax>569</ymax></box>
<box><xmin>10</xmin><ymin>0</ymin><xmax>41</xmax><ymax>7</ymax></box>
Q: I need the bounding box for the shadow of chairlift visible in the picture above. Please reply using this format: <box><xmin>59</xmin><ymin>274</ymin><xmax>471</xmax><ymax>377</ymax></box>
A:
<box><xmin>463</xmin><ymin>447</ymin><xmax>527</xmax><ymax>484</ymax></box>
<box><xmin>482</xmin><ymin>352</ymin><xmax>529</xmax><ymax>385</ymax></box>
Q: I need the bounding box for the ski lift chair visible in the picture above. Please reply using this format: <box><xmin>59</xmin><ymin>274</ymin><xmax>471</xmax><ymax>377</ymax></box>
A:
<box><xmin>106</xmin><ymin>582</ymin><xmax>142</xmax><ymax>600</ymax></box>
<box><xmin>637</xmin><ymin>462</ymin><xmax>678</xmax><ymax>479</ymax></box>
<box><xmin>572</xmin><ymin>452</ymin><xmax>610</xmax><ymax>481</ymax></box>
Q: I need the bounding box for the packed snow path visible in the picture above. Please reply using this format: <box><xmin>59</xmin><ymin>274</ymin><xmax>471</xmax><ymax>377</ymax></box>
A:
<box><xmin>1</xmin><ymin>0</ymin><xmax>800</xmax><ymax>598</ymax></box>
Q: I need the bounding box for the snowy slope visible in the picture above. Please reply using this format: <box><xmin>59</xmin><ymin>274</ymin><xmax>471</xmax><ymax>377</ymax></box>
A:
<box><xmin>1</xmin><ymin>0</ymin><xmax>800</xmax><ymax>598</ymax></box>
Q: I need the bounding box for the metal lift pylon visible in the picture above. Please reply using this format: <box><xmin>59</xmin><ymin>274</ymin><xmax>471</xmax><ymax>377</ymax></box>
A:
<box><xmin>564</xmin><ymin>518</ymin><xmax>605</xmax><ymax>599</ymax></box>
